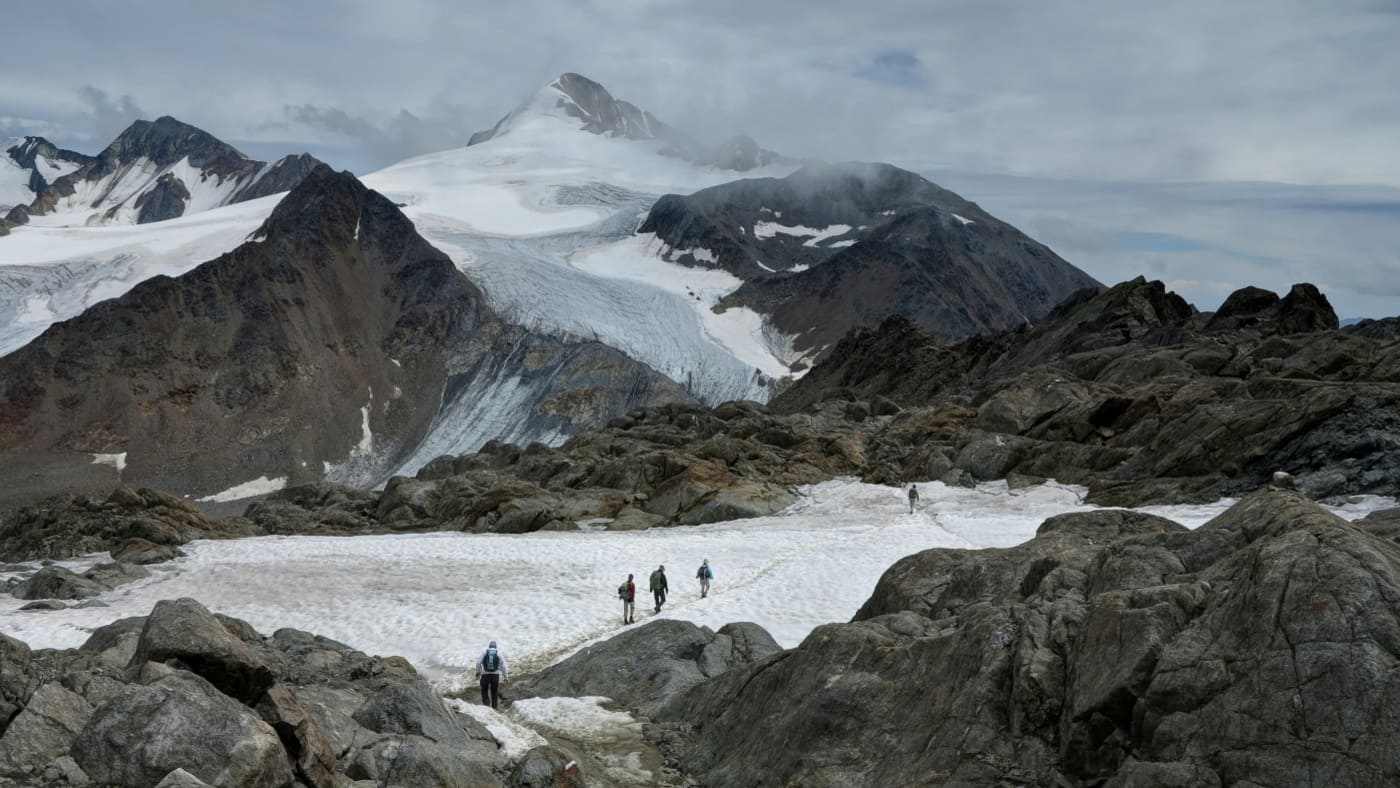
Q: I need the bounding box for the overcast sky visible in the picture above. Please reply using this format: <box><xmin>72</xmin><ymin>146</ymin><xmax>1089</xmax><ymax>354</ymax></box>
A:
<box><xmin>3</xmin><ymin>0</ymin><xmax>1398</xmax><ymax>315</ymax></box>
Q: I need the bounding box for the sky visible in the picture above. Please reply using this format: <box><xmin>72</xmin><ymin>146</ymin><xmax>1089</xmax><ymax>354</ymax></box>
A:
<box><xmin>2</xmin><ymin>0</ymin><xmax>1398</xmax><ymax>315</ymax></box>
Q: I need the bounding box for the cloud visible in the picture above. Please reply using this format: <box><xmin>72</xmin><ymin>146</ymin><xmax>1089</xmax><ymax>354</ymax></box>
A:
<box><xmin>283</xmin><ymin>104</ymin><xmax>478</xmax><ymax>168</ymax></box>
<box><xmin>75</xmin><ymin>85</ymin><xmax>144</xmax><ymax>141</ymax></box>
<box><xmin>852</xmin><ymin>50</ymin><xmax>927</xmax><ymax>88</ymax></box>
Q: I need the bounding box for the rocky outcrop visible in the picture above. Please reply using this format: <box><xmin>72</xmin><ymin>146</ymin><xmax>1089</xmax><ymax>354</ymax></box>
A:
<box><xmin>0</xmin><ymin>486</ymin><xmax>248</xmax><ymax>563</ymax></box>
<box><xmin>511</xmin><ymin>619</ymin><xmax>780</xmax><ymax>717</ymax></box>
<box><xmin>638</xmin><ymin>161</ymin><xmax>1102</xmax><ymax>355</ymax></box>
<box><xmin>770</xmin><ymin>277</ymin><xmax>1400</xmax><ymax>504</ymax></box>
<box><xmin>0</xmin><ymin>166</ymin><xmax>690</xmax><ymax>503</ymax></box>
<box><xmin>468</xmin><ymin>72</ymin><xmax>789</xmax><ymax>172</ymax></box>
<box><xmin>0</xmin><ymin>598</ymin><xmax>508</xmax><ymax>786</ymax></box>
<box><xmin>589</xmin><ymin>492</ymin><xmax>1400</xmax><ymax>786</ymax></box>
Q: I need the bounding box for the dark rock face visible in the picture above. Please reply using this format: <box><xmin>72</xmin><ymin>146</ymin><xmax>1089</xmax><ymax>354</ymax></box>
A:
<box><xmin>0</xmin><ymin>166</ymin><xmax>689</xmax><ymax>504</ymax></box>
<box><xmin>1</xmin><ymin>599</ymin><xmax>508</xmax><ymax>786</ymax></box>
<box><xmin>469</xmin><ymin>72</ymin><xmax>788</xmax><ymax>172</ymax></box>
<box><xmin>0</xmin><ymin>486</ymin><xmax>248</xmax><ymax>563</ymax></box>
<box><xmin>11</xmin><ymin>117</ymin><xmax>324</xmax><ymax>225</ymax></box>
<box><xmin>644</xmin><ymin>493</ymin><xmax>1400</xmax><ymax>786</ymax></box>
<box><xmin>511</xmin><ymin>619</ymin><xmax>780</xmax><ymax>717</ymax></box>
<box><xmin>767</xmin><ymin>277</ymin><xmax>1397</xmax><ymax>504</ymax></box>
<box><xmin>638</xmin><ymin>162</ymin><xmax>1102</xmax><ymax>355</ymax></box>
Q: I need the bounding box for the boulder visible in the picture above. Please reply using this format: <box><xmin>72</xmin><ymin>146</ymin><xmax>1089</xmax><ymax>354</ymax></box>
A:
<box><xmin>0</xmin><ymin>634</ymin><xmax>31</xmax><ymax>735</ymax></box>
<box><xmin>71</xmin><ymin>671</ymin><xmax>293</xmax><ymax>788</ymax></box>
<box><xmin>512</xmin><ymin>619</ymin><xmax>779</xmax><ymax>718</ymax></box>
<box><xmin>154</xmin><ymin>768</ymin><xmax>213</xmax><ymax>787</ymax></box>
<box><xmin>346</xmin><ymin>736</ymin><xmax>501</xmax><ymax>787</ymax></box>
<box><xmin>255</xmin><ymin>684</ymin><xmax>338</xmax><ymax>788</ymax></box>
<box><xmin>81</xmin><ymin>561</ymin><xmax>150</xmax><ymax>589</ymax></box>
<box><xmin>0</xmin><ymin>683</ymin><xmax>93</xmax><ymax>776</ymax></box>
<box><xmin>111</xmin><ymin>538</ymin><xmax>183</xmax><ymax>564</ymax></box>
<box><xmin>129</xmin><ymin>598</ymin><xmax>274</xmax><ymax>705</ymax></box>
<box><xmin>11</xmin><ymin>568</ymin><xmax>104</xmax><ymax>601</ymax></box>
<box><xmin>510</xmin><ymin>746</ymin><xmax>584</xmax><ymax>788</ymax></box>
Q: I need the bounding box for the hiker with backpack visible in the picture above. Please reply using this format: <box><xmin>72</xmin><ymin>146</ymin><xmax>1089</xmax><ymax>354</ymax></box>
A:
<box><xmin>649</xmin><ymin>565</ymin><xmax>669</xmax><ymax>613</ymax></box>
<box><xmin>696</xmin><ymin>559</ymin><xmax>713</xmax><ymax>598</ymax></box>
<box><xmin>618</xmin><ymin>573</ymin><xmax>637</xmax><ymax>624</ymax></box>
<box><xmin>475</xmin><ymin>640</ymin><xmax>509</xmax><ymax>709</ymax></box>
<box><xmin>908</xmin><ymin>484</ymin><xmax>920</xmax><ymax>514</ymax></box>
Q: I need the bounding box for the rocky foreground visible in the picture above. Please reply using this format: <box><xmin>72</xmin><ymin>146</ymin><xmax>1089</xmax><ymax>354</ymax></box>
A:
<box><xmin>513</xmin><ymin>491</ymin><xmax>1400</xmax><ymax>786</ymax></box>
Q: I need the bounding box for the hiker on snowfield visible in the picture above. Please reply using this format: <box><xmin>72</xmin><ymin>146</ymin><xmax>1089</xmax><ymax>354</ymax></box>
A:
<box><xmin>475</xmin><ymin>640</ymin><xmax>509</xmax><ymax>709</ymax></box>
<box><xmin>696</xmin><ymin>559</ymin><xmax>713</xmax><ymax>598</ymax></box>
<box><xmin>650</xmin><ymin>565</ymin><xmax>669</xmax><ymax>613</ymax></box>
<box><xmin>908</xmin><ymin>484</ymin><xmax>920</xmax><ymax>514</ymax></box>
<box><xmin>618</xmin><ymin>573</ymin><xmax>637</xmax><ymax>624</ymax></box>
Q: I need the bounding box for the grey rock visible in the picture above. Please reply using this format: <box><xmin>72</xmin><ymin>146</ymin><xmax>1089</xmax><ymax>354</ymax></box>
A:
<box><xmin>81</xmin><ymin>561</ymin><xmax>150</xmax><ymax>589</ymax></box>
<box><xmin>11</xmin><ymin>568</ymin><xmax>104</xmax><ymax>601</ymax></box>
<box><xmin>346</xmin><ymin>736</ymin><xmax>501</xmax><ymax>787</ymax></box>
<box><xmin>512</xmin><ymin>619</ymin><xmax>778</xmax><ymax>718</ymax></box>
<box><xmin>510</xmin><ymin>746</ymin><xmax>584</xmax><ymax>788</ymax></box>
<box><xmin>0</xmin><ymin>683</ymin><xmax>93</xmax><ymax>775</ymax></box>
<box><xmin>42</xmin><ymin>754</ymin><xmax>90</xmax><ymax>786</ymax></box>
<box><xmin>255</xmin><ymin>684</ymin><xmax>338</xmax><ymax>788</ymax></box>
<box><xmin>129</xmin><ymin>598</ymin><xmax>274</xmax><ymax>705</ymax></box>
<box><xmin>71</xmin><ymin>671</ymin><xmax>293</xmax><ymax>788</ymax></box>
<box><xmin>110</xmin><ymin>538</ymin><xmax>182</xmax><ymax>564</ymax></box>
<box><xmin>153</xmin><ymin>767</ymin><xmax>213</xmax><ymax>787</ymax></box>
<box><xmin>19</xmin><ymin>600</ymin><xmax>67</xmax><ymax>611</ymax></box>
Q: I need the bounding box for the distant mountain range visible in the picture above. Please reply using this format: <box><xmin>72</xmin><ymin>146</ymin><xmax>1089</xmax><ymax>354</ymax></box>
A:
<box><xmin>0</xmin><ymin>72</ymin><xmax>1102</xmax><ymax>506</ymax></box>
<box><xmin>2</xmin><ymin>116</ymin><xmax>322</xmax><ymax>229</ymax></box>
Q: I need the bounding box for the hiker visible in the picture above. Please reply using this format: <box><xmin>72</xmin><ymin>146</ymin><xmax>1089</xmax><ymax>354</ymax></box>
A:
<box><xmin>475</xmin><ymin>640</ymin><xmax>509</xmax><ymax>709</ymax></box>
<box><xmin>618</xmin><ymin>573</ymin><xmax>637</xmax><ymax>624</ymax></box>
<box><xmin>649</xmin><ymin>564</ymin><xmax>669</xmax><ymax>613</ymax></box>
<box><xmin>908</xmin><ymin>484</ymin><xmax>920</xmax><ymax>514</ymax></box>
<box><xmin>696</xmin><ymin>559</ymin><xmax>713</xmax><ymax>598</ymax></box>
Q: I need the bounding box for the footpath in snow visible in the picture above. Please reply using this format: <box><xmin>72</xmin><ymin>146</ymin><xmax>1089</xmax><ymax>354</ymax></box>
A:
<box><xmin>1</xmin><ymin>479</ymin><xmax>1393</xmax><ymax>692</ymax></box>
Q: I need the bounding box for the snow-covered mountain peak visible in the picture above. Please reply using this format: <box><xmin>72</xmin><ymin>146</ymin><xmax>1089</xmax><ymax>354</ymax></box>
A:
<box><xmin>3</xmin><ymin>116</ymin><xmax>323</xmax><ymax>228</ymax></box>
<box><xmin>467</xmin><ymin>72</ymin><xmax>788</xmax><ymax>173</ymax></box>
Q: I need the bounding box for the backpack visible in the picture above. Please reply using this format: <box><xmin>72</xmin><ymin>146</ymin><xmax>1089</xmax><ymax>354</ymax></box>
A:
<box><xmin>705</xmin><ymin>565</ymin><xmax>713</xmax><ymax>580</ymax></box>
<box><xmin>483</xmin><ymin>649</ymin><xmax>500</xmax><ymax>672</ymax></box>
<box><xmin>618</xmin><ymin>582</ymin><xmax>630</xmax><ymax>599</ymax></box>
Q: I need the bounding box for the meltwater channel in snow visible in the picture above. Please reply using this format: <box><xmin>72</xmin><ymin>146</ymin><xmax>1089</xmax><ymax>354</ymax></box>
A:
<box><xmin>3</xmin><ymin>479</ymin><xmax>1395</xmax><ymax>691</ymax></box>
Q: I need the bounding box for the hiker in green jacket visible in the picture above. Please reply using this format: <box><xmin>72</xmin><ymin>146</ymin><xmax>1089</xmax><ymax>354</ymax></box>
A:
<box><xmin>649</xmin><ymin>565</ymin><xmax>669</xmax><ymax>613</ymax></box>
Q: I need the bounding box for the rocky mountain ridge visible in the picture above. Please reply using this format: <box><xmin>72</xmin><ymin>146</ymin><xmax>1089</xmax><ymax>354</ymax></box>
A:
<box><xmin>2</xmin><ymin>116</ymin><xmax>322</xmax><ymax>228</ymax></box>
<box><xmin>639</xmin><ymin>160</ymin><xmax>1103</xmax><ymax>356</ymax></box>
<box><xmin>0</xmin><ymin>165</ymin><xmax>690</xmax><ymax>509</ymax></box>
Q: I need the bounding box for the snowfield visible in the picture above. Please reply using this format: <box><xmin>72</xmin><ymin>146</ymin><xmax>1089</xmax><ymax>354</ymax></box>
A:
<box><xmin>2</xmin><ymin>478</ymin><xmax>1393</xmax><ymax>694</ymax></box>
<box><xmin>0</xmin><ymin>194</ymin><xmax>279</xmax><ymax>356</ymax></box>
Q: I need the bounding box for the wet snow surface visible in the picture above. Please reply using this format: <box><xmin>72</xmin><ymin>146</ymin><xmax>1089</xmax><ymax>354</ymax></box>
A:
<box><xmin>3</xmin><ymin>479</ymin><xmax>1394</xmax><ymax>693</ymax></box>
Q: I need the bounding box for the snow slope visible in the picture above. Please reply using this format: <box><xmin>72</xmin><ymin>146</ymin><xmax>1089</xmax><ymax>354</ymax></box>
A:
<box><xmin>0</xmin><ymin>195</ymin><xmax>279</xmax><ymax>356</ymax></box>
<box><xmin>363</xmin><ymin>90</ymin><xmax>802</xmax><ymax>406</ymax></box>
<box><xmin>3</xmin><ymin>478</ymin><xmax>1392</xmax><ymax>692</ymax></box>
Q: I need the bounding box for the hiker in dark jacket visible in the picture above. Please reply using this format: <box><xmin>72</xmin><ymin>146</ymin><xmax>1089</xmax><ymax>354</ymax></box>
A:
<box><xmin>649</xmin><ymin>565</ymin><xmax>669</xmax><ymax>613</ymax></box>
<box><xmin>618</xmin><ymin>573</ymin><xmax>637</xmax><ymax>624</ymax></box>
<box><xmin>475</xmin><ymin>640</ymin><xmax>509</xmax><ymax>709</ymax></box>
<box><xmin>696</xmin><ymin>558</ymin><xmax>713</xmax><ymax>598</ymax></box>
<box><xmin>908</xmin><ymin>485</ymin><xmax>920</xmax><ymax>514</ymax></box>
